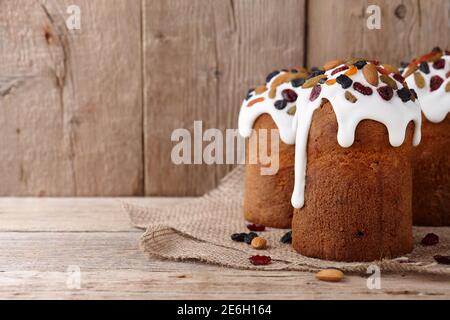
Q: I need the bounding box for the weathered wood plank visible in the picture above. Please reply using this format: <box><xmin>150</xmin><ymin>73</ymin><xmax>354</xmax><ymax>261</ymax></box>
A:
<box><xmin>143</xmin><ymin>0</ymin><xmax>306</xmax><ymax>196</ymax></box>
<box><xmin>1</xmin><ymin>231</ymin><xmax>449</xmax><ymax>300</ymax></box>
<box><xmin>307</xmin><ymin>0</ymin><xmax>450</xmax><ymax>68</ymax></box>
<box><xmin>0</xmin><ymin>0</ymin><xmax>143</xmax><ymax>196</ymax></box>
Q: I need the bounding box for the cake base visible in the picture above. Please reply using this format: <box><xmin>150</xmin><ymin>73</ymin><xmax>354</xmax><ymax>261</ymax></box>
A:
<box><xmin>244</xmin><ymin>114</ymin><xmax>295</xmax><ymax>229</ymax></box>
<box><xmin>292</xmin><ymin>102</ymin><xmax>415</xmax><ymax>262</ymax></box>
<box><xmin>413</xmin><ymin>114</ymin><xmax>450</xmax><ymax>226</ymax></box>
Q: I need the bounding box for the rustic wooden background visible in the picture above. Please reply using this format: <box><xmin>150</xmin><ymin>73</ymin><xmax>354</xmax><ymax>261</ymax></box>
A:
<box><xmin>0</xmin><ymin>0</ymin><xmax>449</xmax><ymax>196</ymax></box>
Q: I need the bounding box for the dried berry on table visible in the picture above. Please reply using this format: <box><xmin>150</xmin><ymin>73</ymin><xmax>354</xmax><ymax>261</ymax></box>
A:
<box><xmin>274</xmin><ymin>100</ymin><xmax>288</xmax><ymax>110</ymax></box>
<box><xmin>434</xmin><ymin>255</ymin><xmax>450</xmax><ymax>265</ymax></box>
<box><xmin>336</xmin><ymin>74</ymin><xmax>353</xmax><ymax>89</ymax></box>
<box><xmin>430</xmin><ymin>75</ymin><xmax>444</xmax><ymax>92</ymax></box>
<box><xmin>309</xmin><ymin>85</ymin><xmax>322</xmax><ymax>101</ymax></box>
<box><xmin>397</xmin><ymin>87</ymin><xmax>412</xmax><ymax>102</ymax></box>
<box><xmin>280</xmin><ymin>231</ymin><xmax>292</xmax><ymax>244</ymax></box>
<box><xmin>377</xmin><ymin>86</ymin><xmax>394</xmax><ymax>101</ymax></box>
<box><xmin>433</xmin><ymin>59</ymin><xmax>445</xmax><ymax>70</ymax></box>
<box><xmin>249</xmin><ymin>255</ymin><xmax>272</xmax><ymax>266</ymax></box>
<box><xmin>251</xmin><ymin>237</ymin><xmax>267</xmax><ymax>250</ymax></box>
<box><xmin>353</xmin><ymin>82</ymin><xmax>373</xmax><ymax>95</ymax></box>
<box><xmin>282</xmin><ymin>89</ymin><xmax>298</xmax><ymax>102</ymax></box>
<box><xmin>316</xmin><ymin>269</ymin><xmax>344</xmax><ymax>282</ymax></box>
<box><xmin>231</xmin><ymin>233</ymin><xmax>247</xmax><ymax>242</ymax></box>
<box><xmin>247</xmin><ymin>223</ymin><xmax>266</xmax><ymax>232</ymax></box>
<box><xmin>419</xmin><ymin>62</ymin><xmax>430</xmax><ymax>74</ymax></box>
<box><xmin>345</xmin><ymin>91</ymin><xmax>358</xmax><ymax>103</ymax></box>
<box><xmin>421</xmin><ymin>233</ymin><xmax>439</xmax><ymax>246</ymax></box>
<box><xmin>244</xmin><ymin>232</ymin><xmax>258</xmax><ymax>245</ymax></box>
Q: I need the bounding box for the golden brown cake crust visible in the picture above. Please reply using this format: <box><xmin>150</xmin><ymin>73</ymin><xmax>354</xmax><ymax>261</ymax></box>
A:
<box><xmin>292</xmin><ymin>101</ymin><xmax>415</xmax><ymax>262</ymax></box>
<box><xmin>413</xmin><ymin>114</ymin><xmax>450</xmax><ymax>226</ymax></box>
<box><xmin>244</xmin><ymin>114</ymin><xmax>295</xmax><ymax>229</ymax></box>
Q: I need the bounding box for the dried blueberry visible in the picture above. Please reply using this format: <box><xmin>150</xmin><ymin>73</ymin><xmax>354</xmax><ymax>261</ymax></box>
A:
<box><xmin>274</xmin><ymin>100</ymin><xmax>288</xmax><ymax>110</ymax></box>
<box><xmin>430</xmin><ymin>75</ymin><xmax>444</xmax><ymax>92</ymax></box>
<box><xmin>244</xmin><ymin>232</ymin><xmax>258</xmax><ymax>244</ymax></box>
<box><xmin>231</xmin><ymin>233</ymin><xmax>247</xmax><ymax>242</ymax></box>
<box><xmin>266</xmin><ymin>70</ymin><xmax>280</xmax><ymax>83</ymax></box>
<box><xmin>419</xmin><ymin>62</ymin><xmax>430</xmax><ymax>74</ymax></box>
<box><xmin>282</xmin><ymin>89</ymin><xmax>298</xmax><ymax>102</ymax></box>
<box><xmin>281</xmin><ymin>231</ymin><xmax>292</xmax><ymax>244</ymax></box>
<box><xmin>291</xmin><ymin>78</ymin><xmax>306</xmax><ymax>88</ymax></box>
<box><xmin>433</xmin><ymin>59</ymin><xmax>445</xmax><ymax>70</ymax></box>
<box><xmin>353</xmin><ymin>82</ymin><xmax>373</xmax><ymax>95</ymax></box>
<box><xmin>421</xmin><ymin>233</ymin><xmax>439</xmax><ymax>246</ymax></box>
<box><xmin>354</xmin><ymin>60</ymin><xmax>367</xmax><ymax>70</ymax></box>
<box><xmin>336</xmin><ymin>74</ymin><xmax>353</xmax><ymax>89</ymax></box>
<box><xmin>397</xmin><ymin>87</ymin><xmax>412</xmax><ymax>102</ymax></box>
<box><xmin>377</xmin><ymin>86</ymin><xmax>394</xmax><ymax>101</ymax></box>
<box><xmin>245</xmin><ymin>89</ymin><xmax>254</xmax><ymax>101</ymax></box>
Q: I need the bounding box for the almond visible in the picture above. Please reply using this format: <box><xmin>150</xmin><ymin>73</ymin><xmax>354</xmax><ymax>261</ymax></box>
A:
<box><xmin>414</xmin><ymin>72</ymin><xmax>426</xmax><ymax>89</ymax></box>
<box><xmin>251</xmin><ymin>237</ymin><xmax>267</xmax><ymax>250</ymax></box>
<box><xmin>403</xmin><ymin>64</ymin><xmax>418</xmax><ymax>78</ymax></box>
<box><xmin>363</xmin><ymin>63</ymin><xmax>379</xmax><ymax>86</ymax></box>
<box><xmin>316</xmin><ymin>269</ymin><xmax>344</xmax><ymax>282</ymax></box>
<box><xmin>323</xmin><ymin>59</ymin><xmax>344</xmax><ymax>71</ymax></box>
<box><xmin>382</xmin><ymin>63</ymin><xmax>399</xmax><ymax>74</ymax></box>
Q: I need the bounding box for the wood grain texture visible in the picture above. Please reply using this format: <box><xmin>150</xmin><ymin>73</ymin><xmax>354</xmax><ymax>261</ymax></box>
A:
<box><xmin>307</xmin><ymin>0</ymin><xmax>450</xmax><ymax>68</ymax></box>
<box><xmin>0</xmin><ymin>0</ymin><xmax>143</xmax><ymax>196</ymax></box>
<box><xmin>143</xmin><ymin>0</ymin><xmax>306</xmax><ymax>196</ymax></box>
<box><xmin>0</xmin><ymin>197</ymin><xmax>449</xmax><ymax>300</ymax></box>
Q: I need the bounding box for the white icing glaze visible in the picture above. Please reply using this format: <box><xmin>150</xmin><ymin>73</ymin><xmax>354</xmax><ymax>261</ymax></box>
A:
<box><xmin>404</xmin><ymin>55</ymin><xmax>450</xmax><ymax>123</ymax></box>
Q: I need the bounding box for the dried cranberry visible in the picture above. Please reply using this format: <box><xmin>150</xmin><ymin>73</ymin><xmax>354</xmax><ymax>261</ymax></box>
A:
<box><xmin>393</xmin><ymin>73</ymin><xmax>405</xmax><ymax>83</ymax></box>
<box><xmin>247</xmin><ymin>224</ymin><xmax>266</xmax><ymax>232</ymax></box>
<box><xmin>274</xmin><ymin>100</ymin><xmax>288</xmax><ymax>110</ymax></box>
<box><xmin>336</xmin><ymin>74</ymin><xmax>353</xmax><ymax>89</ymax></box>
<box><xmin>231</xmin><ymin>233</ymin><xmax>247</xmax><ymax>242</ymax></box>
<box><xmin>353</xmin><ymin>82</ymin><xmax>373</xmax><ymax>95</ymax></box>
<box><xmin>433</xmin><ymin>59</ymin><xmax>446</xmax><ymax>70</ymax></box>
<box><xmin>249</xmin><ymin>255</ymin><xmax>272</xmax><ymax>266</ymax></box>
<box><xmin>430</xmin><ymin>75</ymin><xmax>444</xmax><ymax>92</ymax></box>
<box><xmin>281</xmin><ymin>231</ymin><xmax>292</xmax><ymax>244</ymax></box>
<box><xmin>266</xmin><ymin>70</ymin><xmax>280</xmax><ymax>83</ymax></box>
<box><xmin>244</xmin><ymin>232</ymin><xmax>258</xmax><ymax>244</ymax></box>
<box><xmin>291</xmin><ymin>78</ymin><xmax>306</xmax><ymax>88</ymax></box>
<box><xmin>282</xmin><ymin>89</ymin><xmax>298</xmax><ymax>102</ymax></box>
<box><xmin>434</xmin><ymin>255</ymin><xmax>450</xmax><ymax>265</ymax></box>
<box><xmin>309</xmin><ymin>85</ymin><xmax>322</xmax><ymax>101</ymax></box>
<box><xmin>331</xmin><ymin>65</ymin><xmax>349</xmax><ymax>76</ymax></box>
<box><xmin>397</xmin><ymin>87</ymin><xmax>412</xmax><ymax>102</ymax></box>
<box><xmin>419</xmin><ymin>62</ymin><xmax>430</xmax><ymax>74</ymax></box>
<box><xmin>377</xmin><ymin>86</ymin><xmax>394</xmax><ymax>101</ymax></box>
<box><xmin>421</xmin><ymin>233</ymin><xmax>439</xmax><ymax>246</ymax></box>
<box><xmin>354</xmin><ymin>60</ymin><xmax>367</xmax><ymax>70</ymax></box>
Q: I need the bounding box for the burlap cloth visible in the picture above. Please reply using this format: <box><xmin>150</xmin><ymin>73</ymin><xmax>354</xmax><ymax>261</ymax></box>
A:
<box><xmin>123</xmin><ymin>166</ymin><xmax>450</xmax><ymax>276</ymax></box>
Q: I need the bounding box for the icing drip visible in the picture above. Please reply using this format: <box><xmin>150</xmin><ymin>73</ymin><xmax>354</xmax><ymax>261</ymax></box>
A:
<box><xmin>404</xmin><ymin>55</ymin><xmax>450</xmax><ymax>123</ymax></box>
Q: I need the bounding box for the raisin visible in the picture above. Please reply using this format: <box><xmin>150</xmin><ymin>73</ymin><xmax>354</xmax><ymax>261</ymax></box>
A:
<box><xmin>400</xmin><ymin>61</ymin><xmax>409</xmax><ymax>69</ymax></box>
<box><xmin>410</xmin><ymin>89</ymin><xmax>418</xmax><ymax>99</ymax></box>
<box><xmin>266</xmin><ymin>70</ymin><xmax>280</xmax><ymax>83</ymax></box>
<box><xmin>280</xmin><ymin>231</ymin><xmax>292</xmax><ymax>244</ymax></box>
<box><xmin>377</xmin><ymin>86</ymin><xmax>394</xmax><ymax>101</ymax></box>
<box><xmin>244</xmin><ymin>232</ymin><xmax>258</xmax><ymax>244</ymax></box>
<box><xmin>282</xmin><ymin>89</ymin><xmax>298</xmax><ymax>102</ymax></box>
<box><xmin>433</xmin><ymin>59</ymin><xmax>446</xmax><ymax>70</ymax></box>
<box><xmin>397</xmin><ymin>87</ymin><xmax>412</xmax><ymax>102</ymax></box>
<box><xmin>336</xmin><ymin>74</ymin><xmax>353</xmax><ymax>89</ymax></box>
<box><xmin>331</xmin><ymin>65</ymin><xmax>349</xmax><ymax>76</ymax></box>
<box><xmin>231</xmin><ymin>233</ymin><xmax>247</xmax><ymax>242</ymax></box>
<box><xmin>291</xmin><ymin>78</ymin><xmax>306</xmax><ymax>88</ymax></box>
<box><xmin>247</xmin><ymin>224</ymin><xmax>266</xmax><ymax>232</ymax></box>
<box><xmin>434</xmin><ymin>255</ymin><xmax>450</xmax><ymax>265</ymax></box>
<box><xmin>353</xmin><ymin>82</ymin><xmax>373</xmax><ymax>95</ymax></box>
<box><xmin>419</xmin><ymin>62</ymin><xmax>430</xmax><ymax>74</ymax></box>
<box><xmin>393</xmin><ymin>73</ymin><xmax>405</xmax><ymax>83</ymax></box>
<box><xmin>432</xmin><ymin>46</ymin><xmax>442</xmax><ymax>53</ymax></box>
<box><xmin>274</xmin><ymin>100</ymin><xmax>288</xmax><ymax>110</ymax></box>
<box><xmin>354</xmin><ymin>60</ymin><xmax>367</xmax><ymax>70</ymax></box>
<box><xmin>345</xmin><ymin>91</ymin><xmax>358</xmax><ymax>103</ymax></box>
<box><xmin>309</xmin><ymin>85</ymin><xmax>322</xmax><ymax>101</ymax></box>
<box><xmin>421</xmin><ymin>233</ymin><xmax>439</xmax><ymax>246</ymax></box>
<box><xmin>319</xmin><ymin>77</ymin><xmax>327</xmax><ymax>84</ymax></box>
<box><xmin>430</xmin><ymin>75</ymin><xmax>444</xmax><ymax>92</ymax></box>
<box><xmin>249</xmin><ymin>255</ymin><xmax>272</xmax><ymax>266</ymax></box>
<box><xmin>308</xmin><ymin>69</ymin><xmax>326</xmax><ymax>79</ymax></box>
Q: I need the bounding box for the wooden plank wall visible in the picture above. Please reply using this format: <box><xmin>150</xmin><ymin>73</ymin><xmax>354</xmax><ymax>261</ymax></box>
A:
<box><xmin>0</xmin><ymin>0</ymin><xmax>448</xmax><ymax>196</ymax></box>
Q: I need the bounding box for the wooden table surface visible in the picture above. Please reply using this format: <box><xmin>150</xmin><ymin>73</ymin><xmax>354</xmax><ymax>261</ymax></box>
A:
<box><xmin>0</xmin><ymin>198</ymin><xmax>449</xmax><ymax>300</ymax></box>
